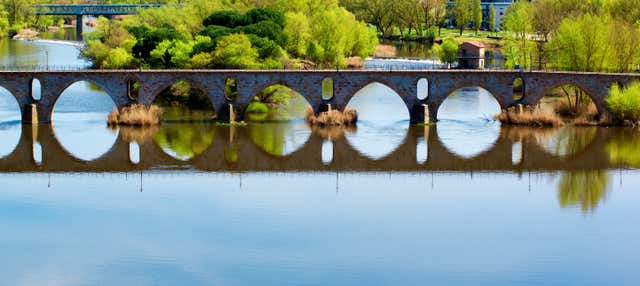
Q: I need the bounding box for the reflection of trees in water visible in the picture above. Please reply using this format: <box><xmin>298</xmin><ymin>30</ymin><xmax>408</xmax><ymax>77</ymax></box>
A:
<box><xmin>536</xmin><ymin>127</ymin><xmax>597</xmax><ymax>157</ymax></box>
<box><xmin>558</xmin><ymin>170</ymin><xmax>610</xmax><ymax>213</ymax></box>
<box><xmin>607</xmin><ymin>130</ymin><xmax>640</xmax><ymax>167</ymax></box>
<box><xmin>249</xmin><ymin>123</ymin><xmax>310</xmax><ymax>157</ymax></box>
<box><xmin>153</xmin><ymin>123</ymin><xmax>215</xmax><ymax>160</ymax></box>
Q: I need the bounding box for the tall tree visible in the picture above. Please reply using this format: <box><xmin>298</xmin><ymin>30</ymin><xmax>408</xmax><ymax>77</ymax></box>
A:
<box><xmin>1</xmin><ymin>0</ymin><xmax>33</xmax><ymax>25</ymax></box>
<box><xmin>472</xmin><ymin>0</ymin><xmax>482</xmax><ymax>35</ymax></box>
<box><xmin>487</xmin><ymin>4</ymin><xmax>495</xmax><ymax>33</ymax></box>
<box><xmin>503</xmin><ymin>1</ymin><xmax>533</xmax><ymax>68</ymax></box>
<box><xmin>453</xmin><ymin>0</ymin><xmax>471</xmax><ymax>36</ymax></box>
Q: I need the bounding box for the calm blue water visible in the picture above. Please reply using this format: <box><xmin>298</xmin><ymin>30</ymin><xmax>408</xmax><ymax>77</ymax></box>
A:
<box><xmin>0</xmin><ymin>39</ymin><xmax>639</xmax><ymax>285</ymax></box>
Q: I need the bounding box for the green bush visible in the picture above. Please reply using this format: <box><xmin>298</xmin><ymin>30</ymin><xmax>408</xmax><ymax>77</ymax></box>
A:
<box><xmin>606</xmin><ymin>82</ymin><xmax>640</xmax><ymax>122</ymax></box>
<box><xmin>246</xmin><ymin>102</ymin><xmax>269</xmax><ymax>113</ymax></box>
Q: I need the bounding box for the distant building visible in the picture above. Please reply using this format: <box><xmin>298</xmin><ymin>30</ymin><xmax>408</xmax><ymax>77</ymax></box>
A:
<box><xmin>448</xmin><ymin>0</ymin><xmax>518</xmax><ymax>31</ymax></box>
<box><xmin>457</xmin><ymin>41</ymin><xmax>485</xmax><ymax>69</ymax></box>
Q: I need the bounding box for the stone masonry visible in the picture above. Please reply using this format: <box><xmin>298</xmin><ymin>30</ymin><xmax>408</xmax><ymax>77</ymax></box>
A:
<box><xmin>1</xmin><ymin>70</ymin><xmax>639</xmax><ymax>124</ymax></box>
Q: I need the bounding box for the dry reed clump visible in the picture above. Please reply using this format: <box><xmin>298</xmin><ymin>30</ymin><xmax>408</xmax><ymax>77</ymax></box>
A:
<box><xmin>374</xmin><ymin>44</ymin><xmax>396</xmax><ymax>57</ymax></box>
<box><xmin>107</xmin><ymin>104</ymin><xmax>162</xmax><ymax>126</ymax></box>
<box><xmin>305</xmin><ymin>106</ymin><xmax>358</xmax><ymax>127</ymax></box>
<box><xmin>310</xmin><ymin>124</ymin><xmax>357</xmax><ymax>139</ymax></box>
<box><xmin>111</xmin><ymin>125</ymin><xmax>160</xmax><ymax>143</ymax></box>
<box><xmin>494</xmin><ymin>106</ymin><xmax>564</xmax><ymax>127</ymax></box>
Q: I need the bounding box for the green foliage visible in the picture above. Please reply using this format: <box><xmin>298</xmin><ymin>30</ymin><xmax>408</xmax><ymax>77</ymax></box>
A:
<box><xmin>79</xmin><ymin>0</ymin><xmax>377</xmax><ymax>69</ymax></box>
<box><xmin>434</xmin><ymin>38</ymin><xmax>459</xmax><ymax>65</ymax></box>
<box><xmin>606</xmin><ymin>82</ymin><xmax>640</xmax><ymax>122</ymax></box>
<box><xmin>487</xmin><ymin>4</ymin><xmax>496</xmax><ymax>33</ymax></box>
<box><xmin>503</xmin><ymin>1</ymin><xmax>533</xmax><ymax>68</ymax></box>
<box><xmin>472</xmin><ymin>0</ymin><xmax>482</xmax><ymax>34</ymax></box>
<box><xmin>102</xmin><ymin>48</ymin><xmax>134</xmax><ymax>69</ymax></box>
<box><xmin>246</xmin><ymin>102</ymin><xmax>269</xmax><ymax>113</ymax></box>
<box><xmin>213</xmin><ymin>33</ymin><xmax>260</xmax><ymax>68</ymax></box>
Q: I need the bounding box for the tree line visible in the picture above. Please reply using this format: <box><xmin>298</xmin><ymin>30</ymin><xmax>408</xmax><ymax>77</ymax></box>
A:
<box><xmin>503</xmin><ymin>0</ymin><xmax>640</xmax><ymax>73</ymax></box>
<box><xmin>81</xmin><ymin>0</ymin><xmax>377</xmax><ymax>69</ymax></box>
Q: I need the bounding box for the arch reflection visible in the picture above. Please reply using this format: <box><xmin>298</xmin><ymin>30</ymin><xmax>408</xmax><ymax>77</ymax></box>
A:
<box><xmin>153</xmin><ymin>123</ymin><xmax>216</xmax><ymax>161</ymax></box>
<box><xmin>0</xmin><ymin>86</ymin><xmax>21</xmax><ymax>158</ymax></box>
<box><xmin>52</xmin><ymin>81</ymin><xmax>117</xmax><ymax>161</ymax></box>
<box><xmin>345</xmin><ymin>82</ymin><xmax>409</xmax><ymax>160</ymax></box>
<box><xmin>248</xmin><ymin>122</ymin><xmax>311</xmax><ymax>157</ymax></box>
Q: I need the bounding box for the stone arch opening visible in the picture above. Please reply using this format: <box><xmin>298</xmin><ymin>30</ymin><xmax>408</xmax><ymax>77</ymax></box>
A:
<box><xmin>126</xmin><ymin>78</ymin><xmax>139</xmax><ymax>101</ymax></box>
<box><xmin>0</xmin><ymin>85</ymin><xmax>21</xmax><ymax>159</ymax></box>
<box><xmin>322</xmin><ymin>78</ymin><xmax>334</xmax><ymax>100</ymax></box>
<box><xmin>31</xmin><ymin>78</ymin><xmax>42</xmax><ymax>101</ymax></box>
<box><xmin>436</xmin><ymin>86</ymin><xmax>501</xmax><ymax>159</ymax></box>
<box><xmin>129</xmin><ymin>142</ymin><xmax>140</xmax><ymax>164</ymax></box>
<box><xmin>33</xmin><ymin>142</ymin><xmax>42</xmax><ymax>165</ymax></box>
<box><xmin>437</xmin><ymin>86</ymin><xmax>502</xmax><ymax>122</ymax></box>
<box><xmin>513</xmin><ymin>77</ymin><xmax>524</xmax><ymax>101</ymax></box>
<box><xmin>153</xmin><ymin>80</ymin><xmax>216</xmax><ymax>122</ymax></box>
<box><xmin>322</xmin><ymin>140</ymin><xmax>333</xmax><ymax>165</ymax></box>
<box><xmin>540</xmin><ymin>83</ymin><xmax>598</xmax><ymax>121</ymax></box>
<box><xmin>344</xmin><ymin>82</ymin><xmax>409</xmax><ymax>160</ymax></box>
<box><xmin>417</xmin><ymin>78</ymin><xmax>428</xmax><ymax>100</ymax></box>
<box><xmin>52</xmin><ymin>80</ymin><xmax>118</xmax><ymax>162</ymax></box>
<box><xmin>245</xmin><ymin>84</ymin><xmax>312</xmax><ymax>122</ymax></box>
<box><xmin>225</xmin><ymin>77</ymin><xmax>238</xmax><ymax>101</ymax></box>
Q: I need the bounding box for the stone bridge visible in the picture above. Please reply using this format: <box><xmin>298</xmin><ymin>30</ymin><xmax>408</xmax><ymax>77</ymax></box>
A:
<box><xmin>1</xmin><ymin>70</ymin><xmax>639</xmax><ymax>124</ymax></box>
<box><xmin>0</xmin><ymin>124</ymin><xmax>627</xmax><ymax>173</ymax></box>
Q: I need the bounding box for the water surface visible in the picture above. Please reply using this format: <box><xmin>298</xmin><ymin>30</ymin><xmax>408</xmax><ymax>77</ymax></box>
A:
<box><xmin>0</xmin><ymin>39</ymin><xmax>639</xmax><ymax>285</ymax></box>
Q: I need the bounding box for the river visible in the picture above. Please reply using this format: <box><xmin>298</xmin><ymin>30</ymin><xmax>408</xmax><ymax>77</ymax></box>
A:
<box><xmin>0</xmin><ymin>38</ymin><xmax>639</xmax><ymax>285</ymax></box>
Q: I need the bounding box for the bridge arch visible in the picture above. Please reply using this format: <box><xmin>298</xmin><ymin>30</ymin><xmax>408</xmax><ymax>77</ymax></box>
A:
<box><xmin>343</xmin><ymin>79</ymin><xmax>409</xmax><ymax>110</ymax></box>
<box><xmin>153</xmin><ymin>80</ymin><xmax>217</xmax><ymax>122</ymax></box>
<box><xmin>30</xmin><ymin>78</ymin><xmax>42</xmax><ymax>101</ymax></box>
<box><xmin>51</xmin><ymin>80</ymin><xmax>119</xmax><ymax>162</ymax></box>
<box><xmin>436</xmin><ymin>86</ymin><xmax>502</xmax><ymax>121</ymax></box>
<box><xmin>527</xmin><ymin>80</ymin><xmax>605</xmax><ymax>115</ymax></box>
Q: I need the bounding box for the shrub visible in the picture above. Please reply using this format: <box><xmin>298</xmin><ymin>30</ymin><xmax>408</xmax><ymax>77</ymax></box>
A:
<box><xmin>246</xmin><ymin>102</ymin><xmax>269</xmax><ymax>113</ymax></box>
<box><xmin>494</xmin><ymin>106</ymin><xmax>564</xmax><ymax>126</ymax></box>
<box><xmin>107</xmin><ymin>104</ymin><xmax>163</xmax><ymax>126</ymax></box>
<box><xmin>606</xmin><ymin>82</ymin><xmax>640</xmax><ymax>122</ymax></box>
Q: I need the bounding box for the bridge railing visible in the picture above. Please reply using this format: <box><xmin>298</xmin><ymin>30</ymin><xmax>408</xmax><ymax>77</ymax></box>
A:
<box><xmin>0</xmin><ymin>65</ymin><xmax>89</xmax><ymax>71</ymax></box>
<box><xmin>33</xmin><ymin>4</ymin><xmax>164</xmax><ymax>15</ymax></box>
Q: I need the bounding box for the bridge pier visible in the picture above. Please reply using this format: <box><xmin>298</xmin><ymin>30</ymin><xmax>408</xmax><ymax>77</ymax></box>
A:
<box><xmin>76</xmin><ymin>15</ymin><xmax>83</xmax><ymax>41</ymax></box>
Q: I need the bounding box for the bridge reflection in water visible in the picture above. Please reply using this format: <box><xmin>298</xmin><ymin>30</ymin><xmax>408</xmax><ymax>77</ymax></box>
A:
<box><xmin>0</xmin><ymin>123</ymin><xmax>635</xmax><ymax>173</ymax></box>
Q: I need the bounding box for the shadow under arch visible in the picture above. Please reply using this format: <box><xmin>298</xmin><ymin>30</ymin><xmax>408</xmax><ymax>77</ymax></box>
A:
<box><xmin>51</xmin><ymin>80</ymin><xmax>118</xmax><ymax>162</ymax></box>
<box><xmin>153</xmin><ymin>80</ymin><xmax>217</xmax><ymax>122</ymax></box>
<box><xmin>0</xmin><ymin>85</ymin><xmax>22</xmax><ymax>159</ymax></box>
<box><xmin>436</xmin><ymin>86</ymin><xmax>501</xmax><ymax>159</ymax></box>
<box><xmin>344</xmin><ymin>82</ymin><xmax>410</xmax><ymax>160</ymax></box>
<box><xmin>533</xmin><ymin>81</ymin><xmax>602</xmax><ymax>117</ymax></box>
<box><xmin>245</xmin><ymin>84</ymin><xmax>313</xmax><ymax>122</ymax></box>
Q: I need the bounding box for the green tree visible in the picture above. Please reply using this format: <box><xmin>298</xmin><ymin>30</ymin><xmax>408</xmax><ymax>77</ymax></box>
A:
<box><xmin>472</xmin><ymin>0</ymin><xmax>482</xmax><ymax>35</ymax></box>
<box><xmin>547</xmin><ymin>14</ymin><xmax>609</xmax><ymax>71</ymax></box>
<box><xmin>434</xmin><ymin>38</ymin><xmax>459</xmax><ymax>66</ymax></box>
<box><xmin>503</xmin><ymin>1</ymin><xmax>533</xmax><ymax>68</ymax></box>
<box><xmin>213</xmin><ymin>33</ymin><xmax>260</xmax><ymax>68</ymax></box>
<box><xmin>487</xmin><ymin>4</ymin><xmax>495</xmax><ymax>33</ymax></box>
<box><xmin>453</xmin><ymin>0</ymin><xmax>472</xmax><ymax>36</ymax></box>
<box><xmin>1</xmin><ymin>0</ymin><xmax>33</xmax><ymax>25</ymax></box>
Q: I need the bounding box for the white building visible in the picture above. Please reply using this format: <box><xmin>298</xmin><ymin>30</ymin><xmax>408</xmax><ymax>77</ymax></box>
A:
<box><xmin>448</xmin><ymin>0</ymin><xmax>518</xmax><ymax>31</ymax></box>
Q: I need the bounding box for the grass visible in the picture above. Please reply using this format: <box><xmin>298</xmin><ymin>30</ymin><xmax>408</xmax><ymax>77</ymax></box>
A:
<box><xmin>305</xmin><ymin>106</ymin><xmax>358</xmax><ymax>127</ymax></box>
<box><xmin>494</xmin><ymin>106</ymin><xmax>564</xmax><ymax>127</ymax></box>
<box><xmin>107</xmin><ymin>104</ymin><xmax>162</xmax><ymax>126</ymax></box>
